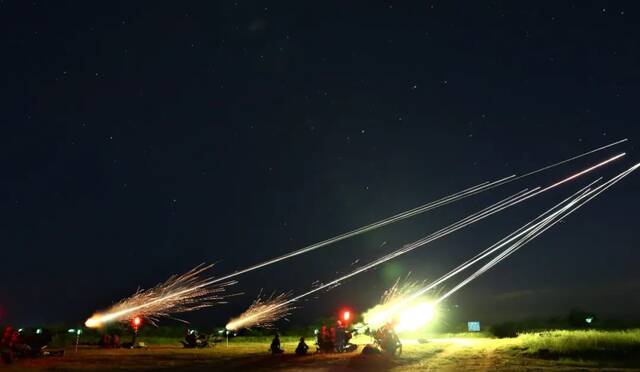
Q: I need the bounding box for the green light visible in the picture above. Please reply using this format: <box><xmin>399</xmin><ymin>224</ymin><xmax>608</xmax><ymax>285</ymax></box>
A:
<box><xmin>77</xmin><ymin>329</ymin><xmax>83</xmax><ymax>335</ymax></box>
<box><xmin>381</xmin><ymin>262</ymin><xmax>403</xmax><ymax>282</ymax></box>
<box><xmin>68</xmin><ymin>329</ymin><xmax>76</xmax><ymax>333</ymax></box>
<box><xmin>585</xmin><ymin>316</ymin><xmax>594</xmax><ymax>324</ymax></box>
<box><xmin>36</xmin><ymin>328</ymin><xmax>42</xmax><ymax>334</ymax></box>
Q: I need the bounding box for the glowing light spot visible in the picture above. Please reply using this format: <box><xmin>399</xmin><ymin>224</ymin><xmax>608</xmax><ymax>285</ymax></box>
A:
<box><xmin>395</xmin><ymin>301</ymin><xmax>436</xmax><ymax>332</ymax></box>
<box><xmin>85</xmin><ymin>315</ymin><xmax>104</xmax><ymax>328</ymax></box>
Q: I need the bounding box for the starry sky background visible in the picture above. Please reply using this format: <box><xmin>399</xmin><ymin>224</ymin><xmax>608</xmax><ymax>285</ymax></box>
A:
<box><xmin>1</xmin><ymin>1</ymin><xmax>640</xmax><ymax>327</ymax></box>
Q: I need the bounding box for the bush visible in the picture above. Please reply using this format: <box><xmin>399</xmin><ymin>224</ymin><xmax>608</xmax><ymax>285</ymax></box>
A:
<box><xmin>491</xmin><ymin>322</ymin><xmax>520</xmax><ymax>338</ymax></box>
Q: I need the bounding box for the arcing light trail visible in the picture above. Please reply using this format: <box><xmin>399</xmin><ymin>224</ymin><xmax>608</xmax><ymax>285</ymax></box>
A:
<box><xmin>377</xmin><ymin>177</ymin><xmax>604</xmax><ymax>311</ymax></box>
<box><xmin>358</xmin><ymin>180</ymin><xmax>601</xmax><ymax>328</ymax></box>
<box><xmin>511</xmin><ymin>138</ymin><xmax>627</xmax><ymax>180</ymax></box>
<box><xmin>85</xmin><ymin>174</ymin><xmax>505</xmax><ymax>327</ymax></box>
<box><xmin>436</xmin><ymin>162</ymin><xmax>640</xmax><ymax>304</ymax></box>
<box><xmin>223</xmin><ymin>154</ymin><xmax>625</xmax><ymax>329</ymax></box>
<box><xmin>84</xmin><ymin>142</ymin><xmax>626</xmax><ymax>327</ymax></box>
<box><xmin>225</xmin><ymin>292</ymin><xmax>292</xmax><ymax>331</ymax></box>
<box><xmin>84</xmin><ymin>264</ymin><xmax>236</xmax><ymax>328</ymax></box>
<box><xmin>206</xmin><ymin>175</ymin><xmax>513</xmax><ymax>283</ymax></box>
<box><xmin>223</xmin><ymin>189</ymin><xmax>532</xmax><ymax>329</ymax></box>
<box><xmin>205</xmin><ymin>139</ymin><xmax>626</xmax><ymax>287</ymax></box>
<box><xmin>330</xmin><ymin>160</ymin><xmax>636</xmax><ymax>330</ymax></box>
<box><xmin>360</xmin><ymin>161</ymin><xmax>637</xmax><ymax>325</ymax></box>
<box><xmin>87</xmin><ymin>150</ymin><xmax>625</xmax><ymax>328</ymax></box>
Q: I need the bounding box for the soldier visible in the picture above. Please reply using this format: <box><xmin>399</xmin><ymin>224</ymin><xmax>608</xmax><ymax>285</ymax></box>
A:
<box><xmin>1</xmin><ymin>326</ymin><xmax>16</xmax><ymax>364</ymax></box>
<box><xmin>335</xmin><ymin>320</ymin><xmax>346</xmax><ymax>352</ymax></box>
<box><xmin>270</xmin><ymin>333</ymin><xmax>284</xmax><ymax>354</ymax></box>
<box><xmin>295</xmin><ymin>337</ymin><xmax>309</xmax><ymax>355</ymax></box>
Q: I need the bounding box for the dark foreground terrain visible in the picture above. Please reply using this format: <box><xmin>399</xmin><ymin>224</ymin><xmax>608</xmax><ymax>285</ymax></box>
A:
<box><xmin>5</xmin><ymin>332</ymin><xmax>640</xmax><ymax>371</ymax></box>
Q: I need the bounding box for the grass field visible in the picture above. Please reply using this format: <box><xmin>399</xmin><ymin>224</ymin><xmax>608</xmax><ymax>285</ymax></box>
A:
<box><xmin>513</xmin><ymin>329</ymin><xmax>640</xmax><ymax>359</ymax></box>
<box><xmin>5</xmin><ymin>330</ymin><xmax>640</xmax><ymax>371</ymax></box>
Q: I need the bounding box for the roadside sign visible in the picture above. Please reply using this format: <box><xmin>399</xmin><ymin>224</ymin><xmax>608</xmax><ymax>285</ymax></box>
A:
<box><xmin>467</xmin><ymin>321</ymin><xmax>481</xmax><ymax>332</ymax></box>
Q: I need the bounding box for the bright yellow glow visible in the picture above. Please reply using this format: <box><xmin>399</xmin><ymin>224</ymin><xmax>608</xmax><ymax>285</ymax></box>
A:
<box><xmin>85</xmin><ymin>314</ymin><xmax>105</xmax><ymax>328</ymax></box>
<box><xmin>394</xmin><ymin>301</ymin><xmax>436</xmax><ymax>332</ymax></box>
<box><xmin>363</xmin><ymin>303</ymin><xmax>396</xmax><ymax>329</ymax></box>
<box><xmin>225</xmin><ymin>304</ymin><xmax>275</xmax><ymax>331</ymax></box>
<box><xmin>85</xmin><ymin>311</ymin><xmax>131</xmax><ymax>328</ymax></box>
<box><xmin>363</xmin><ymin>297</ymin><xmax>437</xmax><ymax>333</ymax></box>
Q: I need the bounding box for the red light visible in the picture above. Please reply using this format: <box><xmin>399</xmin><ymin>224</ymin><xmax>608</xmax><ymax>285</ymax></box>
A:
<box><xmin>132</xmin><ymin>317</ymin><xmax>142</xmax><ymax>327</ymax></box>
<box><xmin>343</xmin><ymin>311</ymin><xmax>351</xmax><ymax>321</ymax></box>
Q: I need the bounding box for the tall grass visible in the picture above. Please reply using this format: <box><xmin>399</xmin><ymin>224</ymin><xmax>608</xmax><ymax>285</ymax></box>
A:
<box><xmin>516</xmin><ymin>329</ymin><xmax>640</xmax><ymax>358</ymax></box>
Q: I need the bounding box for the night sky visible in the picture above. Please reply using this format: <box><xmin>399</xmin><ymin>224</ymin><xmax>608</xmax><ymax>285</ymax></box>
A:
<box><xmin>2</xmin><ymin>1</ymin><xmax>640</xmax><ymax>327</ymax></box>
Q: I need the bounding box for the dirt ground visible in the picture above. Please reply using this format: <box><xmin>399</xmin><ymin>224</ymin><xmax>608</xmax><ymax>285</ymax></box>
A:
<box><xmin>5</xmin><ymin>337</ymin><xmax>640</xmax><ymax>371</ymax></box>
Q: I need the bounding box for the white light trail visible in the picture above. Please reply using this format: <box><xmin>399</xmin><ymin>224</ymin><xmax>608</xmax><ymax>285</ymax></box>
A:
<box><xmin>85</xmin><ymin>264</ymin><xmax>237</xmax><ymax>327</ymax></box>
<box><xmin>381</xmin><ymin>178</ymin><xmax>603</xmax><ymax>309</ymax></box>
<box><xmin>226</xmin><ymin>154</ymin><xmax>624</xmax><ymax>322</ymax></box>
<box><xmin>436</xmin><ymin>162</ymin><xmax>640</xmax><ymax>303</ymax></box>
<box><xmin>225</xmin><ymin>292</ymin><xmax>292</xmax><ymax>331</ymax></box>
<box><xmin>514</xmin><ymin>138</ymin><xmax>627</xmax><ymax>180</ymax></box>
<box><xmin>84</xmin><ymin>142</ymin><xmax>627</xmax><ymax>326</ymax></box>
<box><xmin>200</xmin><ymin>139</ymin><xmax>627</xmax><ymax>288</ymax></box>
